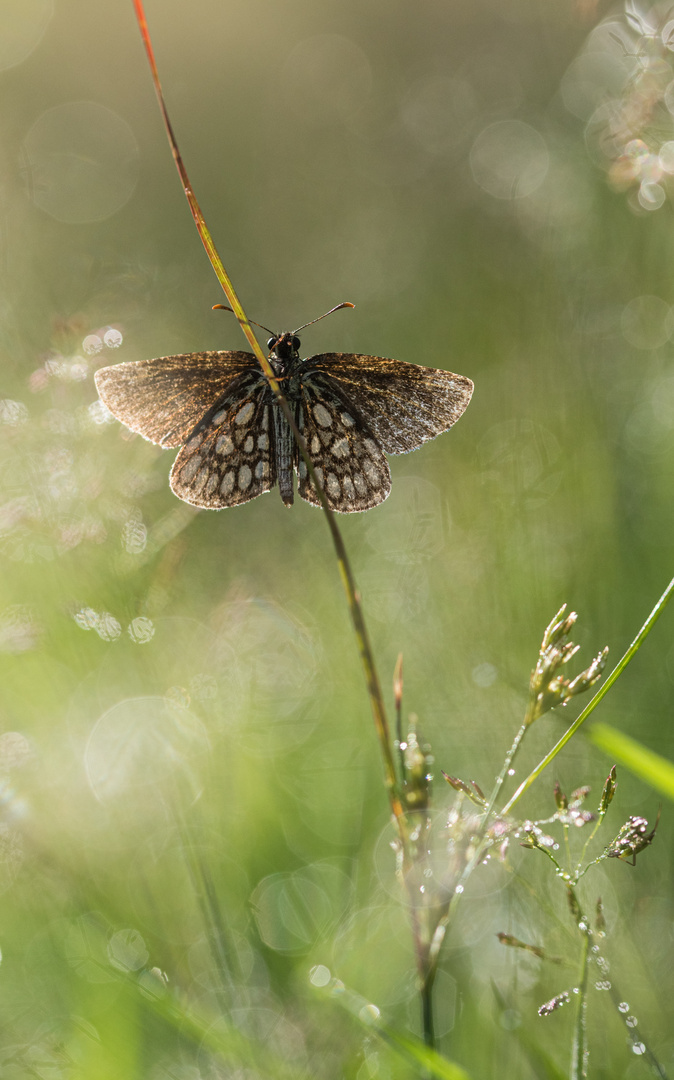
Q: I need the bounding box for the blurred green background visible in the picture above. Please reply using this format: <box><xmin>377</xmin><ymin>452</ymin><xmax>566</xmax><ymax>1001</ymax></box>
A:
<box><xmin>1</xmin><ymin>0</ymin><xmax>673</xmax><ymax>1075</ymax></box>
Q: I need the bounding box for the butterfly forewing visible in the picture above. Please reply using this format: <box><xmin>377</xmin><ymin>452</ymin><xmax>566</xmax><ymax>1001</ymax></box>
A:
<box><xmin>95</xmin><ymin>336</ymin><xmax>473</xmax><ymax>513</ymax></box>
<box><xmin>296</xmin><ymin>377</ymin><xmax>392</xmax><ymax>511</ymax></box>
<box><xmin>170</xmin><ymin>374</ymin><xmax>276</xmax><ymax>507</ymax></box>
<box><xmin>95</xmin><ymin>351</ymin><xmax>257</xmax><ymax>447</ymax></box>
<box><xmin>302</xmin><ymin>354</ymin><xmax>474</xmax><ymax>455</ymax></box>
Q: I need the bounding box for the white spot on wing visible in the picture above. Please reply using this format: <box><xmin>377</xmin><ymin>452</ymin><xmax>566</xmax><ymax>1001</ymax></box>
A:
<box><xmin>363</xmin><ymin>459</ymin><xmax>379</xmax><ymax>485</ymax></box>
<box><xmin>244</xmin><ymin>435</ymin><xmax>254</xmax><ymax>452</ymax></box>
<box><xmin>341</xmin><ymin>412</ymin><xmax>354</xmax><ymax>427</ymax></box>
<box><xmin>313</xmin><ymin>403</ymin><xmax>333</xmax><ymax>428</ymax></box>
<box><xmin>180</xmin><ymin>455</ymin><xmax>201</xmax><ymax>482</ymax></box>
<box><xmin>216</xmin><ymin>433</ymin><xmax>234</xmax><ymax>455</ymax></box>
<box><xmin>326</xmin><ymin>473</ymin><xmax>340</xmax><ymax>497</ymax></box>
<box><xmin>257</xmin><ymin>433</ymin><xmax>269</xmax><ymax>450</ymax></box>
<box><xmin>238</xmin><ymin>464</ymin><xmax>252</xmax><ymax>490</ymax></box>
<box><xmin>194</xmin><ymin>466</ymin><xmax>210</xmax><ymax>491</ymax></box>
<box><xmin>221</xmin><ymin>471</ymin><xmax>235</xmax><ymax>495</ymax></box>
<box><xmin>235</xmin><ymin>402</ymin><xmax>255</xmax><ymax>425</ymax></box>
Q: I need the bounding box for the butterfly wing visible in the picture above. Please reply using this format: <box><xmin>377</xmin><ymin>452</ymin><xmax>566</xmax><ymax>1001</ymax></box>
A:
<box><xmin>296</xmin><ymin>375</ymin><xmax>391</xmax><ymax>512</ymax></box>
<box><xmin>302</xmin><ymin>354</ymin><xmax>473</xmax><ymax>454</ymax></box>
<box><xmin>170</xmin><ymin>375</ymin><xmax>277</xmax><ymax>508</ymax></box>
<box><xmin>95</xmin><ymin>351</ymin><xmax>258</xmax><ymax>448</ymax></box>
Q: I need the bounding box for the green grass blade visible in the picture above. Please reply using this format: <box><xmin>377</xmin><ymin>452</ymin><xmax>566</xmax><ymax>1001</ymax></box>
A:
<box><xmin>588</xmin><ymin>722</ymin><xmax>674</xmax><ymax>798</ymax></box>
<box><xmin>501</xmin><ymin>575</ymin><xmax>674</xmax><ymax>814</ymax></box>
<box><xmin>323</xmin><ymin>980</ymin><xmax>471</xmax><ymax>1079</ymax></box>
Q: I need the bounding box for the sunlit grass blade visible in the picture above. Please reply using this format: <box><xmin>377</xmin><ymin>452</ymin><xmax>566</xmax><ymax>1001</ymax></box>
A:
<box><xmin>131</xmin><ymin>0</ymin><xmax>263</xmax><ymax>366</ymax></box>
<box><xmin>588</xmin><ymin>722</ymin><xmax>674</xmax><ymax>798</ymax></box>
<box><xmin>134</xmin><ymin>976</ymin><xmax>308</xmax><ymax>1079</ymax></box>
<box><xmin>383</xmin><ymin>1030</ymin><xmax>473</xmax><ymax>1080</ymax></box>
<box><xmin>321</xmin><ymin>978</ymin><xmax>471</xmax><ymax>1079</ymax></box>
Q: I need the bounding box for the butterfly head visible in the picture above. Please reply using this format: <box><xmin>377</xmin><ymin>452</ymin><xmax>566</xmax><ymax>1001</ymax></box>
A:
<box><xmin>267</xmin><ymin>331</ymin><xmax>301</xmax><ymax>371</ymax></box>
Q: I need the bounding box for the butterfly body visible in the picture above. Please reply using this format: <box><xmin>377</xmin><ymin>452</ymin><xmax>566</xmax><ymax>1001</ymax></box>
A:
<box><xmin>268</xmin><ymin>332</ymin><xmax>302</xmax><ymax>507</ymax></box>
<box><xmin>95</xmin><ymin>329</ymin><xmax>473</xmax><ymax>513</ymax></box>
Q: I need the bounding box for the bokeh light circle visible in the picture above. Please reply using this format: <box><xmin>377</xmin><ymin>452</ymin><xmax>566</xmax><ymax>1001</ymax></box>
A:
<box><xmin>23</xmin><ymin>102</ymin><xmax>139</xmax><ymax>223</ymax></box>
<box><xmin>84</xmin><ymin>696</ymin><xmax>210</xmax><ymax>803</ymax></box>
<box><xmin>621</xmin><ymin>295</ymin><xmax>674</xmax><ymax>349</ymax></box>
<box><xmin>280</xmin><ymin>34</ymin><xmax>373</xmax><ymax>126</ymax></box>
<box><xmin>0</xmin><ymin>0</ymin><xmax>53</xmax><ymax>72</ymax></box>
<box><xmin>470</xmin><ymin>120</ymin><xmax>549</xmax><ymax>199</ymax></box>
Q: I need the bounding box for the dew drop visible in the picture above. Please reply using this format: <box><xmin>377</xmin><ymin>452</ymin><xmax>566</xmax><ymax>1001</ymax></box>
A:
<box><xmin>618</xmin><ymin>1002</ymin><xmax>630</xmax><ymax>1013</ymax></box>
<box><xmin>104</xmin><ymin>328</ymin><xmax>123</xmax><ymax>348</ymax></box>
<box><xmin>127</xmin><ymin>617</ymin><xmax>155</xmax><ymax>644</ymax></box>
<box><xmin>359</xmin><ymin>1003</ymin><xmax>381</xmax><ymax>1024</ymax></box>
<box><xmin>455</xmin><ymin>884</ymin><xmax>464</xmax><ymax>894</ymax></box>
<box><xmin>507</xmin><ymin>768</ymin><xmax>516</xmax><ymax>776</ymax></box>
<box><xmin>309</xmin><ymin>964</ymin><xmax>331</xmax><ymax>987</ymax></box>
<box><xmin>631</xmin><ymin>1042</ymin><xmax>646</xmax><ymax>1056</ymax></box>
<box><xmin>83</xmin><ymin>334</ymin><xmax>103</xmax><ymax>355</ymax></box>
<box><xmin>69</xmin><ymin>360</ymin><xmax>88</xmax><ymax>381</ymax></box>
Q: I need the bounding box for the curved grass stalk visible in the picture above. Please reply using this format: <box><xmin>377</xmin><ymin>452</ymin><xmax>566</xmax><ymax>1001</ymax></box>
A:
<box><xmin>131</xmin><ymin>0</ymin><xmax>404</xmax><ymax>828</ymax></box>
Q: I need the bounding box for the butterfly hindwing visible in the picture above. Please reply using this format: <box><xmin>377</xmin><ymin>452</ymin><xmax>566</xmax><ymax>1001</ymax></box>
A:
<box><xmin>296</xmin><ymin>375</ymin><xmax>391</xmax><ymax>512</ymax></box>
<box><xmin>95</xmin><ymin>351</ymin><xmax>258</xmax><ymax>448</ymax></box>
<box><xmin>95</xmin><ymin>337</ymin><xmax>473</xmax><ymax>513</ymax></box>
<box><xmin>302</xmin><ymin>354</ymin><xmax>474</xmax><ymax>455</ymax></box>
<box><xmin>170</xmin><ymin>375</ymin><xmax>276</xmax><ymax>508</ymax></box>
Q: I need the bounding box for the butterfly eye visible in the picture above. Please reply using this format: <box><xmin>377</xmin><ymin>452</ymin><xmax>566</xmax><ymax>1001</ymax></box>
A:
<box><xmin>291</xmin><ymin>335</ymin><xmax>301</xmax><ymax>351</ymax></box>
<box><xmin>267</xmin><ymin>336</ymin><xmax>278</xmax><ymax>351</ymax></box>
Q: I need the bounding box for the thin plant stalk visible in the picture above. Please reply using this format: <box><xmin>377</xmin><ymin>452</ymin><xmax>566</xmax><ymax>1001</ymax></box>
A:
<box><xmin>571</xmin><ymin>921</ymin><xmax>590</xmax><ymax>1080</ymax></box>
<box><xmin>131</xmin><ymin>0</ymin><xmax>405</xmax><ymax>830</ymax></box>
<box><xmin>410</xmin><ymin>579</ymin><xmax>674</xmax><ymax>1025</ymax></box>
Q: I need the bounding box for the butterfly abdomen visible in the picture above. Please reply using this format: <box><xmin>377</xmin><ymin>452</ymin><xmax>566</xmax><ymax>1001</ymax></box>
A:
<box><xmin>274</xmin><ymin>401</ymin><xmax>295</xmax><ymax>507</ymax></box>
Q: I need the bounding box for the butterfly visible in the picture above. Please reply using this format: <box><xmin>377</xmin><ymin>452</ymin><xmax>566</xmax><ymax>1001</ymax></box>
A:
<box><xmin>94</xmin><ymin>305</ymin><xmax>474</xmax><ymax>513</ymax></box>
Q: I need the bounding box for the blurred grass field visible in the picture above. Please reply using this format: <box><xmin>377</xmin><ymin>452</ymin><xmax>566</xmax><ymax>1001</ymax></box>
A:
<box><xmin>1</xmin><ymin>0</ymin><xmax>674</xmax><ymax>1076</ymax></box>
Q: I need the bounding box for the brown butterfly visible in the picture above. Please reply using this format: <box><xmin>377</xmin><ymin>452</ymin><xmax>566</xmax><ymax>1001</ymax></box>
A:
<box><xmin>95</xmin><ymin>306</ymin><xmax>473</xmax><ymax>513</ymax></box>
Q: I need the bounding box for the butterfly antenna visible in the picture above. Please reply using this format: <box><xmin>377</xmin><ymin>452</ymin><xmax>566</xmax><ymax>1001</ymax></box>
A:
<box><xmin>212</xmin><ymin>304</ymin><xmax>275</xmax><ymax>337</ymax></box>
<box><xmin>292</xmin><ymin>302</ymin><xmax>355</xmax><ymax>335</ymax></box>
